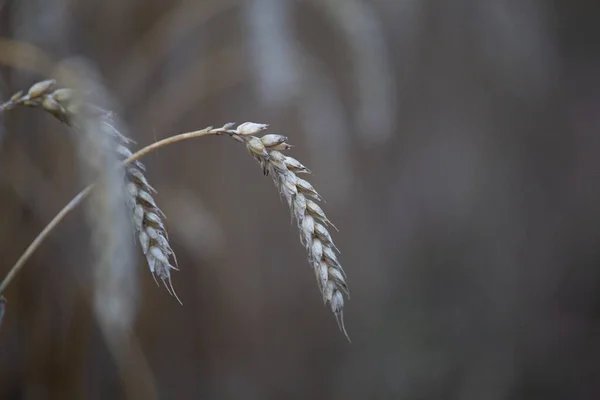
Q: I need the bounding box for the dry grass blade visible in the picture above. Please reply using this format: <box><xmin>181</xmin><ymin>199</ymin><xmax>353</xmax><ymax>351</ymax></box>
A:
<box><xmin>0</xmin><ymin>296</ymin><xmax>5</xmax><ymax>330</ymax></box>
<box><xmin>63</xmin><ymin>64</ymin><xmax>144</xmax><ymax>398</ymax></box>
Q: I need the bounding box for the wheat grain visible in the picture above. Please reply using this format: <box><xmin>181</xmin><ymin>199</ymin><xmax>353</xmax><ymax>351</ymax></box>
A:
<box><xmin>231</xmin><ymin>123</ymin><xmax>351</xmax><ymax>340</ymax></box>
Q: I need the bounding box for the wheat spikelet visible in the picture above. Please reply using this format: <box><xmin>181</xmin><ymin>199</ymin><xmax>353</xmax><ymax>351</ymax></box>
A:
<box><xmin>232</xmin><ymin>122</ymin><xmax>351</xmax><ymax>340</ymax></box>
<box><xmin>10</xmin><ymin>80</ymin><xmax>182</xmax><ymax>302</ymax></box>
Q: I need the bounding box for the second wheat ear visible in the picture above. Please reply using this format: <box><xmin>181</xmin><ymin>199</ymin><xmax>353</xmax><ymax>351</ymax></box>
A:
<box><xmin>0</xmin><ymin>80</ymin><xmax>351</xmax><ymax>340</ymax></box>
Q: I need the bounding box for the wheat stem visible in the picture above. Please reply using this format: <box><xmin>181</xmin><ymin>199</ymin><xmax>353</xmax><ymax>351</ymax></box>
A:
<box><xmin>0</xmin><ymin>127</ymin><xmax>229</xmax><ymax>295</ymax></box>
<box><xmin>0</xmin><ymin>296</ymin><xmax>6</xmax><ymax>330</ymax></box>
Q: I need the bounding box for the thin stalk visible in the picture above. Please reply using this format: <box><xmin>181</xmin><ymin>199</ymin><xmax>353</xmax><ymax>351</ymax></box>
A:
<box><xmin>0</xmin><ymin>127</ymin><xmax>228</xmax><ymax>295</ymax></box>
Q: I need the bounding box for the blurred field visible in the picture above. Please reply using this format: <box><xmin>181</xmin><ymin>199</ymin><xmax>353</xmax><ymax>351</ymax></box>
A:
<box><xmin>1</xmin><ymin>0</ymin><xmax>600</xmax><ymax>399</ymax></box>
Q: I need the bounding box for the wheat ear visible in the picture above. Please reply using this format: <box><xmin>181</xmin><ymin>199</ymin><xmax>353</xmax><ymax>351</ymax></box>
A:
<box><xmin>3</xmin><ymin>80</ymin><xmax>182</xmax><ymax>301</ymax></box>
<box><xmin>232</xmin><ymin>123</ymin><xmax>350</xmax><ymax>340</ymax></box>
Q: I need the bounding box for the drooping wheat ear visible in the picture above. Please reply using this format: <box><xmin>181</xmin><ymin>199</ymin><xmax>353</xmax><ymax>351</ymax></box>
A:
<box><xmin>6</xmin><ymin>80</ymin><xmax>181</xmax><ymax>302</ymax></box>
<box><xmin>232</xmin><ymin>122</ymin><xmax>350</xmax><ymax>340</ymax></box>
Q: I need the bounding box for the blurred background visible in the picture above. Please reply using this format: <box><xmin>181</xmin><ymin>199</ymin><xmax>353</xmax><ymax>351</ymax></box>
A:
<box><xmin>1</xmin><ymin>0</ymin><xmax>600</xmax><ymax>399</ymax></box>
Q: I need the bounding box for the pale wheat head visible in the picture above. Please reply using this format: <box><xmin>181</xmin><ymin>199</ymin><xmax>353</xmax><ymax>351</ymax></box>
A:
<box><xmin>232</xmin><ymin>122</ymin><xmax>351</xmax><ymax>340</ymax></box>
<box><xmin>8</xmin><ymin>79</ymin><xmax>181</xmax><ymax>302</ymax></box>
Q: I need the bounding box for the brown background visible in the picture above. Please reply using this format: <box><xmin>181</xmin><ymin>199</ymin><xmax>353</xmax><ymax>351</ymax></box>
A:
<box><xmin>1</xmin><ymin>0</ymin><xmax>600</xmax><ymax>399</ymax></box>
